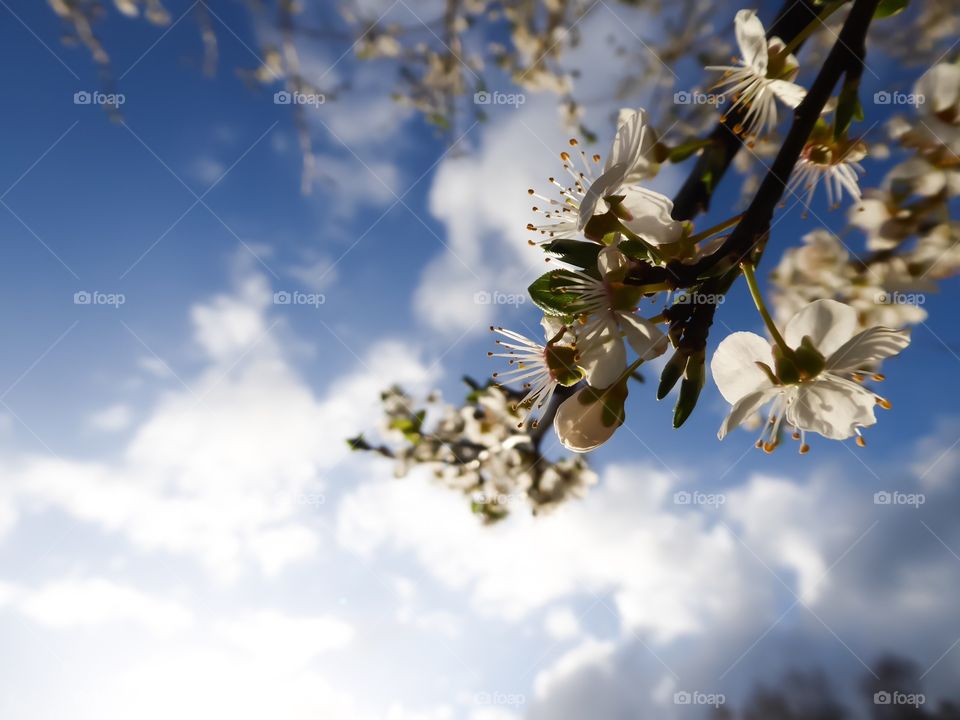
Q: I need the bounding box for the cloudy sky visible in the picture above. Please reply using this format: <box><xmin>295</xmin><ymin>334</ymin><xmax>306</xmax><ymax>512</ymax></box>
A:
<box><xmin>1</xmin><ymin>1</ymin><xmax>959</xmax><ymax>718</ymax></box>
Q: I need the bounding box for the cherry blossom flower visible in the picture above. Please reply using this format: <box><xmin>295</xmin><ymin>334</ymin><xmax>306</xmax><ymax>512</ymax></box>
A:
<box><xmin>712</xmin><ymin>299</ymin><xmax>910</xmax><ymax>450</ymax></box>
<box><xmin>706</xmin><ymin>9</ymin><xmax>806</xmax><ymax>140</ymax></box>
<box><xmin>527</xmin><ymin>108</ymin><xmax>671</xmax><ymax>245</ymax></box>
<box><xmin>558</xmin><ymin>246</ymin><xmax>668</xmax><ymax>387</ymax></box>
<box><xmin>488</xmin><ymin>320</ymin><xmax>583</xmax><ymax>427</ymax></box>
<box><xmin>789</xmin><ymin>136</ymin><xmax>866</xmax><ymax>210</ymax></box>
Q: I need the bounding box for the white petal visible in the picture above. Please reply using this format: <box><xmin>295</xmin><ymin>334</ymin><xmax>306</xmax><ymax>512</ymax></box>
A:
<box><xmin>915</xmin><ymin>63</ymin><xmax>960</xmax><ymax>114</ymax></box>
<box><xmin>769</xmin><ymin>79</ymin><xmax>806</xmax><ymax>108</ymax></box>
<box><xmin>578</xmin><ymin>168</ymin><xmax>626</xmax><ymax>230</ymax></box>
<box><xmin>618</xmin><ymin>312</ymin><xmax>668</xmax><ymax>361</ymax></box>
<box><xmin>597</xmin><ymin>246</ymin><xmax>628</xmax><ymax>277</ymax></box>
<box><xmin>825</xmin><ymin>326</ymin><xmax>911</xmax><ymax>373</ymax></box>
<box><xmin>608</xmin><ymin>108</ymin><xmax>657</xmax><ymax>180</ymax></box>
<box><xmin>734</xmin><ymin>9</ymin><xmax>768</xmax><ymax>75</ymax></box>
<box><xmin>711</xmin><ymin>331</ymin><xmax>775</xmax><ymax>404</ymax></box>
<box><xmin>786</xmin><ymin>376</ymin><xmax>877</xmax><ymax>440</ymax></box>
<box><xmin>553</xmin><ymin>388</ymin><xmax>621</xmax><ymax>453</ymax></box>
<box><xmin>618</xmin><ymin>186</ymin><xmax>684</xmax><ymax>245</ymax></box>
<box><xmin>783</xmin><ymin>299</ymin><xmax>858</xmax><ymax>356</ymax></box>
<box><xmin>579</xmin><ymin>316</ymin><xmax>626</xmax><ymax>388</ymax></box>
<box><xmin>718</xmin><ymin>387</ymin><xmax>779</xmax><ymax>440</ymax></box>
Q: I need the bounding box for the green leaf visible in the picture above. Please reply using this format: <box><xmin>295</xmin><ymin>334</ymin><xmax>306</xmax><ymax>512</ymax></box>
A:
<box><xmin>527</xmin><ymin>269</ymin><xmax>584</xmax><ymax>317</ymax></box>
<box><xmin>667</xmin><ymin>138</ymin><xmax>713</xmax><ymax>163</ymax></box>
<box><xmin>347</xmin><ymin>435</ymin><xmax>372</xmax><ymax>451</ymax></box>
<box><xmin>618</xmin><ymin>238</ymin><xmax>657</xmax><ymax>264</ymax></box>
<box><xmin>874</xmin><ymin>0</ymin><xmax>908</xmax><ymax>18</ymax></box>
<box><xmin>834</xmin><ymin>81</ymin><xmax>863</xmax><ymax>140</ymax></box>
<box><xmin>543</xmin><ymin>239</ymin><xmax>602</xmax><ymax>270</ymax></box>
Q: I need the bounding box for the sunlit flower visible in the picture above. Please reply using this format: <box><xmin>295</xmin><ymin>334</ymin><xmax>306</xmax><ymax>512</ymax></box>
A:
<box><xmin>706</xmin><ymin>9</ymin><xmax>806</xmax><ymax>140</ymax></box>
<box><xmin>849</xmin><ymin>189</ymin><xmax>918</xmax><ymax>251</ymax></box>
<box><xmin>559</xmin><ymin>246</ymin><xmax>668</xmax><ymax>387</ymax></box>
<box><xmin>577</xmin><ymin>108</ymin><xmax>661</xmax><ymax>228</ymax></box>
<box><xmin>789</xmin><ymin>136</ymin><xmax>866</xmax><ymax>210</ymax></box>
<box><xmin>527</xmin><ymin>108</ymin><xmax>667</xmax><ymax>245</ymax></box>
<box><xmin>712</xmin><ymin>299</ymin><xmax>910</xmax><ymax>450</ymax></box>
<box><xmin>898</xmin><ymin>62</ymin><xmax>960</xmax><ymax>157</ymax></box>
<box><xmin>488</xmin><ymin>320</ymin><xmax>583</xmax><ymax>427</ymax></box>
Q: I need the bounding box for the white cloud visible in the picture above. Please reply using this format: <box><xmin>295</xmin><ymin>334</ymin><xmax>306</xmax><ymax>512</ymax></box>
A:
<box><xmin>215</xmin><ymin>609</ymin><xmax>354</xmax><ymax>668</ymax></box>
<box><xmin>1</xmin><ymin>261</ymin><xmax>429</xmax><ymax>581</ymax></box>
<box><xmin>338</xmin><ymin>463</ymin><xmax>759</xmax><ymax>642</ymax></box>
<box><xmin>13</xmin><ymin>578</ymin><xmax>193</xmax><ymax>634</ymax></box>
<box><xmin>88</xmin><ymin>403</ymin><xmax>133</xmax><ymax>432</ymax></box>
<box><xmin>543</xmin><ymin>606</ymin><xmax>582</xmax><ymax>641</ymax></box>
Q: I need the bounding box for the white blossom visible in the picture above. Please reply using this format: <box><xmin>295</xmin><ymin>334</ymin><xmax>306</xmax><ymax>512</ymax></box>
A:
<box><xmin>712</xmin><ymin>299</ymin><xmax>910</xmax><ymax>449</ymax></box>
<box><xmin>706</xmin><ymin>9</ymin><xmax>806</xmax><ymax>140</ymax></box>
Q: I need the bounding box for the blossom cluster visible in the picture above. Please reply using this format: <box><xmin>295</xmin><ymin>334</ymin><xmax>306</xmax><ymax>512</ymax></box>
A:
<box><xmin>487</xmin><ymin>8</ymin><xmax>948</xmax><ymax>457</ymax></box>
<box><xmin>349</xmin><ymin>383</ymin><xmax>597</xmax><ymax>522</ymax></box>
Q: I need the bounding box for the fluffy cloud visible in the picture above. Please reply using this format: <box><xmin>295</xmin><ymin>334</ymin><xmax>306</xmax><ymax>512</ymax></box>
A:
<box><xmin>10</xmin><ymin>577</ymin><xmax>193</xmax><ymax>634</ymax></box>
<box><xmin>0</xmin><ymin>262</ymin><xmax>429</xmax><ymax>581</ymax></box>
<box><xmin>338</xmin><ymin>435</ymin><xmax>960</xmax><ymax>717</ymax></box>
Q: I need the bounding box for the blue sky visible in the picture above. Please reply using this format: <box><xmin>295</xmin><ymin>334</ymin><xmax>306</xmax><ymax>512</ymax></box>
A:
<box><xmin>1</xmin><ymin>1</ymin><xmax>959</xmax><ymax>718</ymax></box>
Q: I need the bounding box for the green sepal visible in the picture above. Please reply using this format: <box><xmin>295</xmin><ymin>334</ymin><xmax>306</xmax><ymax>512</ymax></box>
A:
<box><xmin>543</xmin><ymin>239</ymin><xmax>602</xmax><ymax>271</ymax></box>
<box><xmin>834</xmin><ymin>81</ymin><xmax>863</xmax><ymax>141</ymax></box>
<box><xmin>528</xmin><ymin>269</ymin><xmax>584</xmax><ymax>317</ymax></box>
<box><xmin>657</xmin><ymin>350</ymin><xmax>687</xmax><ymax>400</ymax></box>
<box><xmin>673</xmin><ymin>351</ymin><xmax>705</xmax><ymax>428</ymax></box>
<box><xmin>667</xmin><ymin>138</ymin><xmax>713</xmax><ymax>163</ymax></box>
<box><xmin>874</xmin><ymin>0</ymin><xmax>908</xmax><ymax>18</ymax></box>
